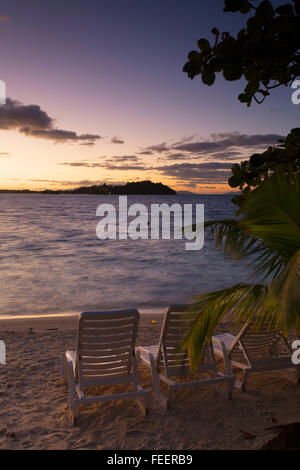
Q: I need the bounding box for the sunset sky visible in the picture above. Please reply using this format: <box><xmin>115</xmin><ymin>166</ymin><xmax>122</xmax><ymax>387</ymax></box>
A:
<box><xmin>0</xmin><ymin>0</ymin><xmax>298</xmax><ymax>193</ymax></box>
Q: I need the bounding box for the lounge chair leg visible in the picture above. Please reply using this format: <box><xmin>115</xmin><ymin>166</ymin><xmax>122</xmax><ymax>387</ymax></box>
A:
<box><xmin>148</xmin><ymin>353</ymin><xmax>162</xmax><ymax>403</ymax></box>
<box><xmin>165</xmin><ymin>388</ymin><xmax>171</xmax><ymax>410</ymax></box>
<box><xmin>144</xmin><ymin>394</ymin><xmax>150</xmax><ymax>415</ymax></box>
<box><xmin>228</xmin><ymin>377</ymin><xmax>235</xmax><ymax>400</ymax></box>
<box><xmin>136</xmin><ymin>394</ymin><xmax>149</xmax><ymax>416</ymax></box>
<box><xmin>71</xmin><ymin>403</ymin><xmax>79</xmax><ymax>425</ymax></box>
<box><xmin>60</xmin><ymin>352</ymin><xmax>68</xmax><ymax>385</ymax></box>
<box><xmin>242</xmin><ymin>371</ymin><xmax>248</xmax><ymax>392</ymax></box>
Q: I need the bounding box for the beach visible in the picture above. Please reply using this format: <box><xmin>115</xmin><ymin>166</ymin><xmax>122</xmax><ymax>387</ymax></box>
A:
<box><xmin>0</xmin><ymin>313</ymin><xmax>299</xmax><ymax>450</ymax></box>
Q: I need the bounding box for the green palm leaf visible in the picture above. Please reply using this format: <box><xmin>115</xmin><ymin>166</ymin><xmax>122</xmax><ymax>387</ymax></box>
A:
<box><xmin>183</xmin><ymin>173</ymin><xmax>300</xmax><ymax>368</ymax></box>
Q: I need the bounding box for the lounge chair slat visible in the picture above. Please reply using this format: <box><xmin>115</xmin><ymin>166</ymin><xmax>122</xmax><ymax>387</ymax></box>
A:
<box><xmin>81</xmin><ymin>319</ymin><xmax>136</xmax><ymax>328</ymax></box>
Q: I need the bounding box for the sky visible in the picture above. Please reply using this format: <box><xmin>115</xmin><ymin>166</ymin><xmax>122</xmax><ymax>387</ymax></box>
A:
<box><xmin>0</xmin><ymin>0</ymin><xmax>298</xmax><ymax>193</ymax></box>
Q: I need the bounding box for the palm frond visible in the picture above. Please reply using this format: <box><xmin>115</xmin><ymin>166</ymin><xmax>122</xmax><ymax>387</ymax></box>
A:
<box><xmin>270</xmin><ymin>249</ymin><xmax>300</xmax><ymax>331</ymax></box>
<box><xmin>181</xmin><ymin>283</ymin><xmax>277</xmax><ymax>371</ymax></box>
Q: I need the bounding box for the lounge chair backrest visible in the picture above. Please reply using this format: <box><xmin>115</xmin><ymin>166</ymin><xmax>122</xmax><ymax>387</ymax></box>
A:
<box><xmin>76</xmin><ymin>309</ymin><xmax>139</xmax><ymax>387</ymax></box>
<box><xmin>157</xmin><ymin>305</ymin><xmax>215</xmax><ymax>376</ymax></box>
<box><xmin>230</xmin><ymin>320</ymin><xmax>291</xmax><ymax>367</ymax></box>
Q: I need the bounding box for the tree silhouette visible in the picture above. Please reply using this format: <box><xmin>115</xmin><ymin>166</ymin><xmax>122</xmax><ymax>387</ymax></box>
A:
<box><xmin>183</xmin><ymin>0</ymin><xmax>300</xmax><ymax>197</ymax></box>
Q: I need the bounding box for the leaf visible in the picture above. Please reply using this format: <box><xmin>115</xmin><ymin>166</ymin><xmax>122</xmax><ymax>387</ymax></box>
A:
<box><xmin>188</xmin><ymin>50</ymin><xmax>200</xmax><ymax>61</ymax></box>
<box><xmin>244</xmin><ymin>67</ymin><xmax>259</xmax><ymax>82</ymax></box>
<box><xmin>232</xmin><ymin>163</ymin><xmax>242</xmax><ymax>176</ymax></box>
<box><xmin>238</xmin><ymin>92</ymin><xmax>251</xmax><ymax>104</ymax></box>
<box><xmin>224</xmin><ymin>0</ymin><xmax>249</xmax><ymax>12</ymax></box>
<box><xmin>249</xmin><ymin>154</ymin><xmax>265</xmax><ymax>168</ymax></box>
<box><xmin>245</xmin><ymin>80</ymin><xmax>260</xmax><ymax>95</ymax></box>
<box><xmin>276</xmin><ymin>4</ymin><xmax>295</xmax><ymax>16</ymax></box>
<box><xmin>270</xmin><ymin>250</ymin><xmax>300</xmax><ymax>330</ymax></box>
<box><xmin>256</xmin><ymin>0</ymin><xmax>275</xmax><ymax>22</ymax></box>
<box><xmin>197</xmin><ymin>38</ymin><xmax>211</xmax><ymax>54</ymax></box>
<box><xmin>223</xmin><ymin>64</ymin><xmax>243</xmax><ymax>81</ymax></box>
<box><xmin>210</xmin><ymin>57</ymin><xmax>223</xmax><ymax>72</ymax></box>
<box><xmin>293</xmin><ymin>0</ymin><xmax>300</xmax><ymax>15</ymax></box>
<box><xmin>229</xmin><ymin>175</ymin><xmax>242</xmax><ymax>187</ymax></box>
<box><xmin>211</xmin><ymin>27</ymin><xmax>220</xmax><ymax>36</ymax></box>
<box><xmin>202</xmin><ymin>67</ymin><xmax>216</xmax><ymax>86</ymax></box>
<box><xmin>291</xmin><ymin>128</ymin><xmax>300</xmax><ymax>139</ymax></box>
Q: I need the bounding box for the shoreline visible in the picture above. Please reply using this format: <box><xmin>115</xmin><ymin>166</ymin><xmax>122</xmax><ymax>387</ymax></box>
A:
<box><xmin>0</xmin><ymin>311</ymin><xmax>164</xmax><ymax>331</ymax></box>
<box><xmin>0</xmin><ymin>307</ymin><xmax>166</xmax><ymax>321</ymax></box>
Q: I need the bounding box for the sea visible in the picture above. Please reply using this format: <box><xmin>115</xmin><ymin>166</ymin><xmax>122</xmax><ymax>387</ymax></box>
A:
<box><xmin>0</xmin><ymin>193</ymin><xmax>255</xmax><ymax>318</ymax></box>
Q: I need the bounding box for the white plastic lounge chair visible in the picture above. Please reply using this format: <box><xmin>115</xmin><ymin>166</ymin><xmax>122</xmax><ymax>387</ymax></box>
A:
<box><xmin>212</xmin><ymin>319</ymin><xmax>300</xmax><ymax>392</ymax></box>
<box><xmin>136</xmin><ymin>305</ymin><xmax>235</xmax><ymax>408</ymax></box>
<box><xmin>60</xmin><ymin>309</ymin><xmax>151</xmax><ymax>424</ymax></box>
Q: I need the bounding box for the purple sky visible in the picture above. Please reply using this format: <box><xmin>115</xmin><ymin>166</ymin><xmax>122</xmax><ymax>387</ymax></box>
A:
<box><xmin>0</xmin><ymin>0</ymin><xmax>298</xmax><ymax>192</ymax></box>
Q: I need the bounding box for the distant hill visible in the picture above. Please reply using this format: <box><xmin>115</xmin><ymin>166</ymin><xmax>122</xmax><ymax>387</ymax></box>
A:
<box><xmin>0</xmin><ymin>180</ymin><xmax>176</xmax><ymax>195</ymax></box>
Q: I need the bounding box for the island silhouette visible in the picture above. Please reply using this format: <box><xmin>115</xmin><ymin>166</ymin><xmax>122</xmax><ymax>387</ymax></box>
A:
<box><xmin>0</xmin><ymin>180</ymin><xmax>177</xmax><ymax>195</ymax></box>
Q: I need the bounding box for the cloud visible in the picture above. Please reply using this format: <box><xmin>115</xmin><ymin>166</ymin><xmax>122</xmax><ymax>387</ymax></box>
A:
<box><xmin>0</xmin><ymin>16</ymin><xmax>9</xmax><ymax>23</ymax></box>
<box><xmin>139</xmin><ymin>150</ymin><xmax>153</xmax><ymax>155</ymax></box>
<box><xmin>28</xmin><ymin>179</ymin><xmax>103</xmax><ymax>186</ymax></box>
<box><xmin>101</xmin><ymin>163</ymin><xmax>144</xmax><ymax>171</ymax></box>
<box><xmin>0</xmin><ymin>99</ymin><xmax>52</xmax><ymax>130</ymax></box>
<box><xmin>154</xmin><ymin>162</ymin><xmax>232</xmax><ymax>184</ymax></box>
<box><xmin>207</xmin><ymin>150</ymin><xmax>242</xmax><ymax>160</ymax></box>
<box><xmin>142</xmin><ymin>142</ymin><xmax>169</xmax><ymax>153</ymax></box>
<box><xmin>0</xmin><ymin>152</ymin><xmax>10</xmax><ymax>157</ymax></box>
<box><xmin>110</xmin><ymin>136</ymin><xmax>125</xmax><ymax>144</ymax></box>
<box><xmin>163</xmin><ymin>152</ymin><xmax>187</xmax><ymax>161</ymax></box>
<box><xmin>19</xmin><ymin>127</ymin><xmax>100</xmax><ymax>144</ymax></box>
<box><xmin>173</xmin><ymin>133</ymin><xmax>283</xmax><ymax>154</ymax></box>
<box><xmin>0</xmin><ymin>98</ymin><xmax>101</xmax><ymax>145</ymax></box>
<box><xmin>105</xmin><ymin>155</ymin><xmax>140</xmax><ymax>163</ymax></box>
<box><xmin>171</xmin><ymin>135</ymin><xmax>197</xmax><ymax>147</ymax></box>
<box><xmin>142</xmin><ymin>133</ymin><xmax>283</xmax><ymax>160</ymax></box>
<box><xmin>60</xmin><ymin>155</ymin><xmax>142</xmax><ymax>169</ymax></box>
<box><xmin>26</xmin><ymin>178</ymin><xmax>127</xmax><ymax>188</ymax></box>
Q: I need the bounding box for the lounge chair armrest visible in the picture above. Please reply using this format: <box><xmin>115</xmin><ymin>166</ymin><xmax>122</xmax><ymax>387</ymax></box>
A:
<box><xmin>66</xmin><ymin>351</ymin><xmax>76</xmax><ymax>375</ymax></box>
<box><xmin>212</xmin><ymin>336</ymin><xmax>227</xmax><ymax>354</ymax></box>
<box><xmin>212</xmin><ymin>339</ymin><xmax>234</xmax><ymax>376</ymax></box>
<box><xmin>136</xmin><ymin>346</ymin><xmax>156</xmax><ymax>366</ymax></box>
<box><xmin>212</xmin><ymin>336</ymin><xmax>223</xmax><ymax>345</ymax></box>
<box><xmin>136</xmin><ymin>346</ymin><xmax>150</xmax><ymax>354</ymax></box>
<box><xmin>219</xmin><ymin>341</ymin><xmax>234</xmax><ymax>376</ymax></box>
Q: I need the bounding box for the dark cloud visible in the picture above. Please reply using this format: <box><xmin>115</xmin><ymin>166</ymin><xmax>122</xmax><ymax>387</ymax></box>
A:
<box><xmin>174</xmin><ymin>133</ymin><xmax>283</xmax><ymax>154</ymax></box>
<box><xmin>105</xmin><ymin>155</ymin><xmax>139</xmax><ymax>163</ymax></box>
<box><xmin>0</xmin><ymin>98</ymin><xmax>101</xmax><ymax>145</ymax></box>
<box><xmin>163</xmin><ymin>152</ymin><xmax>187</xmax><ymax>161</ymax></box>
<box><xmin>110</xmin><ymin>136</ymin><xmax>125</xmax><ymax>144</ymax></box>
<box><xmin>0</xmin><ymin>99</ymin><xmax>52</xmax><ymax>130</ymax></box>
<box><xmin>139</xmin><ymin>150</ymin><xmax>153</xmax><ymax>155</ymax></box>
<box><xmin>59</xmin><ymin>154</ymin><xmax>144</xmax><ymax>171</ymax></box>
<box><xmin>27</xmin><ymin>178</ymin><xmax>129</xmax><ymax>187</ymax></box>
<box><xmin>142</xmin><ymin>133</ymin><xmax>283</xmax><ymax>159</ymax></box>
<box><xmin>154</xmin><ymin>162</ymin><xmax>232</xmax><ymax>184</ymax></box>
<box><xmin>101</xmin><ymin>164</ymin><xmax>144</xmax><ymax>171</ymax></box>
<box><xmin>19</xmin><ymin>127</ymin><xmax>100</xmax><ymax>144</ymax></box>
<box><xmin>142</xmin><ymin>142</ymin><xmax>169</xmax><ymax>153</ymax></box>
<box><xmin>208</xmin><ymin>151</ymin><xmax>242</xmax><ymax>160</ymax></box>
<box><xmin>28</xmin><ymin>179</ymin><xmax>103</xmax><ymax>187</ymax></box>
<box><xmin>171</xmin><ymin>135</ymin><xmax>196</xmax><ymax>147</ymax></box>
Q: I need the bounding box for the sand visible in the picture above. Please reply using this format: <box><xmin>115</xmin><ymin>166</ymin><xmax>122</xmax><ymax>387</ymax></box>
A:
<box><xmin>0</xmin><ymin>313</ymin><xmax>300</xmax><ymax>450</ymax></box>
